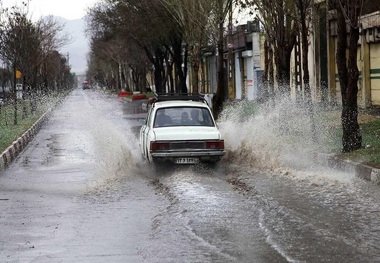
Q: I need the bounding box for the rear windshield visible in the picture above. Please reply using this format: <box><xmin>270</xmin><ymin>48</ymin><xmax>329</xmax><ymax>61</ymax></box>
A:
<box><xmin>154</xmin><ymin>107</ymin><xmax>214</xmax><ymax>128</ymax></box>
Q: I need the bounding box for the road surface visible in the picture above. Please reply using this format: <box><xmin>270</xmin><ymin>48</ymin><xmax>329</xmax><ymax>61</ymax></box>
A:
<box><xmin>1</xmin><ymin>89</ymin><xmax>380</xmax><ymax>262</ymax></box>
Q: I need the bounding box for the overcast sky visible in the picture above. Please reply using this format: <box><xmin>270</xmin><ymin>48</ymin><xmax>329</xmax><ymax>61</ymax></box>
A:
<box><xmin>1</xmin><ymin>0</ymin><xmax>98</xmax><ymax>20</ymax></box>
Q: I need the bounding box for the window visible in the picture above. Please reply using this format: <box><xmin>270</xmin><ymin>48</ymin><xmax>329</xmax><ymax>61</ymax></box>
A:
<box><xmin>154</xmin><ymin>107</ymin><xmax>214</xmax><ymax>128</ymax></box>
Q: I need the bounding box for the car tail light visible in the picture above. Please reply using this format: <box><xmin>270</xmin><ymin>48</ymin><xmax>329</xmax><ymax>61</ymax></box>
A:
<box><xmin>150</xmin><ymin>141</ymin><xmax>170</xmax><ymax>151</ymax></box>
<box><xmin>206</xmin><ymin>140</ymin><xmax>224</xmax><ymax>150</ymax></box>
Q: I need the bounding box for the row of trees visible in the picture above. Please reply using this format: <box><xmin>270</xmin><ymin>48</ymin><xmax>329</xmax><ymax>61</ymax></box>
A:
<box><xmin>86</xmin><ymin>0</ymin><xmax>370</xmax><ymax>153</ymax></box>
<box><xmin>0</xmin><ymin>1</ymin><xmax>74</xmax><ymax>124</ymax></box>
<box><xmin>240</xmin><ymin>0</ymin><xmax>371</xmax><ymax>152</ymax></box>
<box><xmin>86</xmin><ymin>0</ymin><xmax>233</xmax><ymax>117</ymax></box>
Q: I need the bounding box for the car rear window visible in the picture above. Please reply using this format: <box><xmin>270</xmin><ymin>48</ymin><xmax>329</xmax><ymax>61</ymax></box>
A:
<box><xmin>154</xmin><ymin>107</ymin><xmax>214</xmax><ymax>128</ymax></box>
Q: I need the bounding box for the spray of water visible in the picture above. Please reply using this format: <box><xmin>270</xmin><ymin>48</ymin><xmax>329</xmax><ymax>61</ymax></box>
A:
<box><xmin>68</xmin><ymin>94</ymin><xmax>146</xmax><ymax>196</ymax></box>
<box><xmin>218</xmin><ymin>97</ymin><xmax>338</xmax><ymax>174</ymax></box>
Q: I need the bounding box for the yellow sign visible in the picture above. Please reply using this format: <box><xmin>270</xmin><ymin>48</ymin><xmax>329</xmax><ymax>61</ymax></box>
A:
<box><xmin>16</xmin><ymin>70</ymin><xmax>22</xmax><ymax>79</ymax></box>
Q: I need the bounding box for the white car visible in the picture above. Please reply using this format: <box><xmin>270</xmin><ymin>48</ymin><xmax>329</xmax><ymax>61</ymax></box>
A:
<box><xmin>139</xmin><ymin>94</ymin><xmax>225</xmax><ymax>166</ymax></box>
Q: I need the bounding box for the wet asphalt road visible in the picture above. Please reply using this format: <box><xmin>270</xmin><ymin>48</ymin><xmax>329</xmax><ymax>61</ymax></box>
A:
<box><xmin>1</xmin><ymin>89</ymin><xmax>380</xmax><ymax>262</ymax></box>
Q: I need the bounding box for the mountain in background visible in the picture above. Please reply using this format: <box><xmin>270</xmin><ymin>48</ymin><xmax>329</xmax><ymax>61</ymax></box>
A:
<box><xmin>55</xmin><ymin>16</ymin><xmax>89</xmax><ymax>74</ymax></box>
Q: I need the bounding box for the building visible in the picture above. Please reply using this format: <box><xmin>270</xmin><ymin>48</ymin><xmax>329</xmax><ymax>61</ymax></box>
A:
<box><xmin>194</xmin><ymin>1</ymin><xmax>380</xmax><ymax>109</ymax></box>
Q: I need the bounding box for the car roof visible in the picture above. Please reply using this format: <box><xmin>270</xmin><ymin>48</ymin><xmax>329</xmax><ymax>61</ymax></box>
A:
<box><xmin>153</xmin><ymin>100</ymin><xmax>210</xmax><ymax>109</ymax></box>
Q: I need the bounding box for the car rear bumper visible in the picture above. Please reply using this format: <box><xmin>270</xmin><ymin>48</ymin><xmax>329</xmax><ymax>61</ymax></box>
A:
<box><xmin>151</xmin><ymin>150</ymin><xmax>225</xmax><ymax>163</ymax></box>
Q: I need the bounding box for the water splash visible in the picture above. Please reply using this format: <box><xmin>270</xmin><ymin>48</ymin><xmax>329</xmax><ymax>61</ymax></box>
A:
<box><xmin>70</xmin><ymin>92</ymin><xmax>146</xmax><ymax>195</ymax></box>
<box><xmin>218</xmin><ymin>97</ymin><xmax>337</xmax><ymax>173</ymax></box>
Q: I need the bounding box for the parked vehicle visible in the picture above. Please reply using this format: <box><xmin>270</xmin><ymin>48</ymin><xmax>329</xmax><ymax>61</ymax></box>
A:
<box><xmin>139</xmin><ymin>94</ymin><xmax>225</xmax><ymax>167</ymax></box>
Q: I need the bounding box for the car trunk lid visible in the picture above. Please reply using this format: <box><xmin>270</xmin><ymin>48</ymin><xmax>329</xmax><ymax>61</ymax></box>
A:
<box><xmin>153</xmin><ymin>126</ymin><xmax>221</xmax><ymax>141</ymax></box>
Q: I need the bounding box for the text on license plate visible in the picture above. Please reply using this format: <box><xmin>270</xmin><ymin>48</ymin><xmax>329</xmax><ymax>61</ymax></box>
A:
<box><xmin>174</xmin><ymin>158</ymin><xmax>199</xmax><ymax>164</ymax></box>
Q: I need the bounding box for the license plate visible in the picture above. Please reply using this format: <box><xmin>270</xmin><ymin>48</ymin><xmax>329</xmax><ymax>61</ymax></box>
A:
<box><xmin>174</xmin><ymin>158</ymin><xmax>199</xmax><ymax>164</ymax></box>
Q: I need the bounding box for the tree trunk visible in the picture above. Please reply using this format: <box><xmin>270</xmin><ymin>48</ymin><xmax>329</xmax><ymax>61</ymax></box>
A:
<box><xmin>170</xmin><ymin>37</ymin><xmax>187</xmax><ymax>94</ymax></box>
<box><xmin>190</xmin><ymin>44</ymin><xmax>201</xmax><ymax>94</ymax></box>
<box><xmin>335</xmin><ymin>0</ymin><xmax>362</xmax><ymax>152</ymax></box>
<box><xmin>298</xmin><ymin>0</ymin><xmax>317</xmax><ymax>142</ymax></box>
<box><xmin>182</xmin><ymin>45</ymin><xmax>189</xmax><ymax>93</ymax></box>
<box><xmin>274</xmin><ymin>46</ymin><xmax>293</xmax><ymax>93</ymax></box>
<box><xmin>191</xmin><ymin>55</ymin><xmax>200</xmax><ymax>94</ymax></box>
<box><xmin>273</xmin><ymin>5</ymin><xmax>296</xmax><ymax>94</ymax></box>
<box><xmin>212</xmin><ymin>11</ymin><xmax>225</xmax><ymax>119</ymax></box>
<box><xmin>153</xmin><ymin>49</ymin><xmax>165</xmax><ymax>94</ymax></box>
<box><xmin>168</xmin><ymin>62</ymin><xmax>174</xmax><ymax>94</ymax></box>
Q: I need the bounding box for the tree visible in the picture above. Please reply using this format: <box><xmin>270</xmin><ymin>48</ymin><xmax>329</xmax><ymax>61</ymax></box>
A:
<box><xmin>36</xmin><ymin>16</ymin><xmax>70</xmax><ymax>91</ymax></box>
<box><xmin>239</xmin><ymin>0</ymin><xmax>297</xmax><ymax>94</ymax></box>
<box><xmin>295</xmin><ymin>0</ymin><xmax>313</xmax><ymax>101</ymax></box>
<box><xmin>160</xmin><ymin>0</ymin><xmax>214</xmax><ymax>94</ymax></box>
<box><xmin>0</xmin><ymin>4</ymin><xmax>35</xmax><ymax>124</ymax></box>
<box><xmin>294</xmin><ymin>0</ymin><xmax>317</xmax><ymax>141</ymax></box>
<box><xmin>212</xmin><ymin>0</ymin><xmax>233</xmax><ymax>118</ymax></box>
<box><xmin>0</xmin><ymin>4</ymin><xmax>72</xmax><ymax>123</ymax></box>
<box><xmin>86</xmin><ymin>0</ymin><xmax>181</xmax><ymax>93</ymax></box>
<box><xmin>332</xmin><ymin>0</ymin><xmax>363</xmax><ymax>152</ymax></box>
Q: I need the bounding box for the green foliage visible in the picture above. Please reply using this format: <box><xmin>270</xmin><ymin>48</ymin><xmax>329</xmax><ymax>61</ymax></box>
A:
<box><xmin>145</xmin><ymin>92</ymin><xmax>155</xmax><ymax>98</ymax></box>
<box><xmin>0</xmin><ymin>115</ymin><xmax>40</xmax><ymax>152</ymax></box>
<box><xmin>0</xmin><ymin>94</ymin><xmax>63</xmax><ymax>153</ymax></box>
<box><xmin>339</xmin><ymin>119</ymin><xmax>380</xmax><ymax>168</ymax></box>
<box><xmin>0</xmin><ymin>103</ymin><xmax>41</xmax><ymax>153</ymax></box>
<box><xmin>316</xmin><ymin>111</ymin><xmax>380</xmax><ymax>168</ymax></box>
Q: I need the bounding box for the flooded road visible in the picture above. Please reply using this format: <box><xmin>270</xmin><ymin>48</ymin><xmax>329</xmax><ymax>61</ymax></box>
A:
<box><xmin>1</xmin><ymin>89</ymin><xmax>380</xmax><ymax>262</ymax></box>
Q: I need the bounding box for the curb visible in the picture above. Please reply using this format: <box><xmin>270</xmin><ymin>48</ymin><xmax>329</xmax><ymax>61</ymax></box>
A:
<box><xmin>0</xmin><ymin>110</ymin><xmax>51</xmax><ymax>172</ymax></box>
<box><xmin>317</xmin><ymin>153</ymin><xmax>380</xmax><ymax>184</ymax></box>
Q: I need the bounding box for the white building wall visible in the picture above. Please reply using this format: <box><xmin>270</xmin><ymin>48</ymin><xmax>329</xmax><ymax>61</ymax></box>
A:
<box><xmin>235</xmin><ymin>52</ymin><xmax>243</xmax><ymax>100</ymax></box>
<box><xmin>252</xmin><ymin>33</ymin><xmax>261</xmax><ymax>68</ymax></box>
<box><xmin>245</xmin><ymin>57</ymin><xmax>254</xmax><ymax>100</ymax></box>
<box><xmin>244</xmin><ymin>32</ymin><xmax>262</xmax><ymax>101</ymax></box>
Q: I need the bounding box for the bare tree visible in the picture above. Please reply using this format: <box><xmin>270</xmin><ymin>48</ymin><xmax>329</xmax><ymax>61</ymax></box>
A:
<box><xmin>160</xmin><ymin>0</ymin><xmax>215</xmax><ymax>94</ymax></box>
<box><xmin>239</xmin><ymin>0</ymin><xmax>297</xmax><ymax>94</ymax></box>
<box><xmin>0</xmin><ymin>4</ymin><xmax>35</xmax><ymax>124</ymax></box>
<box><xmin>86</xmin><ymin>0</ymin><xmax>179</xmax><ymax>93</ymax></box>
<box><xmin>0</xmin><ymin>5</ymin><xmax>73</xmax><ymax>123</ymax></box>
